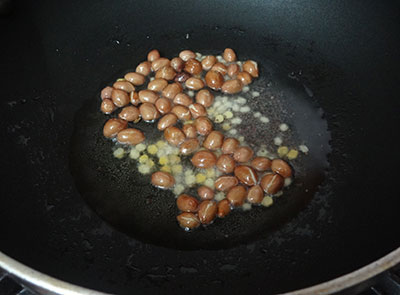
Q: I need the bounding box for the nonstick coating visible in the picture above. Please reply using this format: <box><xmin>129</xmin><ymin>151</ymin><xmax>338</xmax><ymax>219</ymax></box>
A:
<box><xmin>1</xmin><ymin>0</ymin><xmax>399</xmax><ymax>294</ymax></box>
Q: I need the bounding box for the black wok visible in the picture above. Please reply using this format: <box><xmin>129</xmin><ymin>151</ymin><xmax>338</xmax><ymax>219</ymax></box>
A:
<box><xmin>0</xmin><ymin>0</ymin><xmax>399</xmax><ymax>294</ymax></box>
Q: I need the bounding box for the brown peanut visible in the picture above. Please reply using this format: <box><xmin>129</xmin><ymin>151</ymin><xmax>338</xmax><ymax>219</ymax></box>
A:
<box><xmin>223</xmin><ymin>48</ymin><xmax>237</xmax><ymax>62</ymax></box>
<box><xmin>205</xmin><ymin>70</ymin><xmax>224</xmax><ymax>90</ymax></box>
<box><xmin>203</xmin><ymin>131</ymin><xmax>224</xmax><ymax>150</ymax></box>
<box><xmin>138</xmin><ymin>89</ymin><xmax>158</xmax><ymax>104</ymax></box>
<box><xmin>147</xmin><ymin>49</ymin><xmax>160</xmax><ymax>62</ymax></box>
<box><xmin>217</xmin><ymin>199</ymin><xmax>231</xmax><ymax>218</ymax></box>
<box><xmin>139</xmin><ymin>103</ymin><xmax>159</xmax><ymax>122</ymax></box>
<box><xmin>227</xmin><ymin>64</ymin><xmax>240</xmax><ymax>77</ymax></box>
<box><xmin>162</xmin><ymin>83</ymin><xmax>183</xmax><ymax>99</ymax></box>
<box><xmin>221</xmin><ymin>79</ymin><xmax>243</xmax><ymax>94</ymax></box>
<box><xmin>233</xmin><ymin>146</ymin><xmax>254</xmax><ymax>163</ymax></box>
<box><xmin>271</xmin><ymin>159</ymin><xmax>293</xmax><ymax>178</ymax></box>
<box><xmin>214</xmin><ymin>176</ymin><xmax>239</xmax><ymax>192</ymax></box>
<box><xmin>118</xmin><ymin>106</ymin><xmax>140</xmax><ymax>122</ymax></box>
<box><xmin>130</xmin><ymin>91</ymin><xmax>140</xmax><ymax>106</ymax></box>
<box><xmin>179</xmin><ymin>50</ymin><xmax>196</xmax><ymax>62</ymax></box>
<box><xmin>185</xmin><ymin>77</ymin><xmax>205</xmax><ymax>90</ymax></box>
<box><xmin>152</xmin><ymin>58</ymin><xmax>170</xmax><ymax>72</ymax></box>
<box><xmin>216</xmin><ymin>154</ymin><xmax>235</xmax><ymax>174</ymax></box>
<box><xmin>174</xmin><ymin>72</ymin><xmax>191</xmax><ymax>83</ymax></box>
<box><xmin>176</xmin><ymin>194</ymin><xmax>199</xmax><ymax>212</ymax></box>
<box><xmin>201</xmin><ymin>55</ymin><xmax>217</xmax><ymax>70</ymax></box>
<box><xmin>234</xmin><ymin>165</ymin><xmax>258</xmax><ymax>186</ymax></box>
<box><xmin>111</xmin><ymin>89</ymin><xmax>129</xmax><ymax>107</ymax></box>
<box><xmin>191</xmin><ymin>150</ymin><xmax>217</xmax><ymax>169</ymax></box>
<box><xmin>148</xmin><ymin>78</ymin><xmax>168</xmax><ymax>92</ymax></box>
<box><xmin>103</xmin><ymin>118</ymin><xmax>127</xmax><ymax>138</ymax></box>
<box><xmin>151</xmin><ymin>171</ymin><xmax>175</xmax><ymax>189</ymax></box>
<box><xmin>182</xmin><ymin>124</ymin><xmax>197</xmax><ymax>138</ymax></box>
<box><xmin>197</xmin><ymin>186</ymin><xmax>215</xmax><ymax>200</ymax></box>
<box><xmin>247</xmin><ymin>185</ymin><xmax>264</xmax><ymax>204</ymax></box>
<box><xmin>171</xmin><ymin>57</ymin><xmax>184</xmax><ymax>72</ymax></box>
<box><xmin>155</xmin><ymin>97</ymin><xmax>173</xmax><ymax>115</ymax></box>
<box><xmin>226</xmin><ymin>185</ymin><xmax>247</xmax><ymax>207</ymax></box>
<box><xmin>157</xmin><ymin>113</ymin><xmax>178</xmax><ymax>131</ymax></box>
<box><xmin>101</xmin><ymin>86</ymin><xmax>113</xmax><ymax>100</ymax></box>
<box><xmin>177</xmin><ymin>212</ymin><xmax>200</xmax><ymax>229</ymax></box>
<box><xmin>171</xmin><ymin>105</ymin><xmax>191</xmax><ymax>121</ymax></box>
<box><xmin>164</xmin><ymin>126</ymin><xmax>186</xmax><ymax>146</ymax></box>
<box><xmin>124</xmin><ymin>72</ymin><xmax>146</xmax><ymax>86</ymax></box>
<box><xmin>101</xmin><ymin>99</ymin><xmax>116</xmax><ymax>114</ymax></box>
<box><xmin>180</xmin><ymin>138</ymin><xmax>200</xmax><ymax>155</ymax></box>
<box><xmin>189</xmin><ymin>103</ymin><xmax>206</xmax><ymax>118</ymax></box>
<box><xmin>173</xmin><ymin>93</ymin><xmax>193</xmax><ymax>106</ymax></box>
<box><xmin>211</xmin><ymin>63</ymin><xmax>228</xmax><ymax>75</ymax></box>
<box><xmin>117</xmin><ymin>128</ymin><xmax>145</xmax><ymax>145</ymax></box>
<box><xmin>155</xmin><ymin>66</ymin><xmax>176</xmax><ymax>81</ymax></box>
<box><xmin>195</xmin><ymin>89</ymin><xmax>214</xmax><ymax>107</ymax></box>
<box><xmin>222</xmin><ymin>138</ymin><xmax>240</xmax><ymax>154</ymax></box>
<box><xmin>237</xmin><ymin>72</ymin><xmax>252</xmax><ymax>85</ymax></box>
<box><xmin>184</xmin><ymin>58</ymin><xmax>203</xmax><ymax>75</ymax></box>
<box><xmin>136</xmin><ymin>61</ymin><xmax>152</xmax><ymax>76</ymax></box>
<box><xmin>251</xmin><ymin>157</ymin><xmax>272</xmax><ymax>172</ymax></box>
<box><xmin>113</xmin><ymin>81</ymin><xmax>135</xmax><ymax>92</ymax></box>
<box><xmin>194</xmin><ymin>116</ymin><xmax>213</xmax><ymax>136</ymax></box>
<box><xmin>198</xmin><ymin>200</ymin><xmax>217</xmax><ymax>225</ymax></box>
<box><xmin>260</xmin><ymin>173</ymin><xmax>284</xmax><ymax>194</ymax></box>
<box><xmin>243</xmin><ymin>60</ymin><xmax>259</xmax><ymax>77</ymax></box>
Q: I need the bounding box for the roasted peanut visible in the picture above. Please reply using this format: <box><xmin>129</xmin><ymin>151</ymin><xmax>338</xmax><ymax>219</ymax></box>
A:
<box><xmin>138</xmin><ymin>89</ymin><xmax>159</xmax><ymax>104</ymax></box>
<box><xmin>223</xmin><ymin>48</ymin><xmax>237</xmax><ymax>62</ymax></box>
<box><xmin>173</xmin><ymin>93</ymin><xmax>193</xmax><ymax>107</ymax></box>
<box><xmin>205</xmin><ymin>70</ymin><xmax>224</xmax><ymax>90</ymax></box>
<box><xmin>211</xmin><ymin>62</ymin><xmax>228</xmax><ymax>75</ymax></box>
<box><xmin>194</xmin><ymin>116</ymin><xmax>213</xmax><ymax>136</ymax></box>
<box><xmin>260</xmin><ymin>173</ymin><xmax>284</xmax><ymax>194</ymax></box>
<box><xmin>189</xmin><ymin>103</ymin><xmax>206</xmax><ymax>118</ymax></box>
<box><xmin>147</xmin><ymin>49</ymin><xmax>160</xmax><ymax>62</ymax></box>
<box><xmin>185</xmin><ymin>77</ymin><xmax>205</xmax><ymax>90</ymax></box>
<box><xmin>222</xmin><ymin>137</ymin><xmax>240</xmax><ymax>154</ymax></box>
<box><xmin>124</xmin><ymin>72</ymin><xmax>146</xmax><ymax>86</ymax></box>
<box><xmin>111</xmin><ymin>89</ymin><xmax>129</xmax><ymax>107</ymax></box>
<box><xmin>151</xmin><ymin>171</ymin><xmax>175</xmax><ymax>189</ymax></box>
<box><xmin>195</xmin><ymin>89</ymin><xmax>214</xmax><ymax>107</ymax></box>
<box><xmin>157</xmin><ymin>113</ymin><xmax>178</xmax><ymax>131</ymax></box>
<box><xmin>234</xmin><ymin>165</ymin><xmax>258</xmax><ymax>186</ymax></box>
<box><xmin>184</xmin><ymin>58</ymin><xmax>203</xmax><ymax>75</ymax></box>
<box><xmin>113</xmin><ymin>81</ymin><xmax>135</xmax><ymax>92</ymax></box>
<box><xmin>237</xmin><ymin>72</ymin><xmax>252</xmax><ymax>85</ymax></box>
<box><xmin>217</xmin><ymin>199</ymin><xmax>231</xmax><ymax>218</ymax></box>
<box><xmin>243</xmin><ymin>60</ymin><xmax>259</xmax><ymax>77</ymax></box>
<box><xmin>198</xmin><ymin>200</ymin><xmax>217</xmax><ymax>224</ymax></box>
<box><xmin>152</xmin><ymin>58</ymin><xmax>170</xmax><ymax>72</ymax></box>
<box><xmin>191</xmin><ymin>150</ymin><xmax>217</xmax><ymax>169</ymax></box>
<box><xmin>216</xmin><ymin>154</ymin><xmax>235</xmax><ymax>174</ymax></box>
<box><xmin>101</xmin><ymin>86</ymin><xmax>113</xmax><ymax>100</ymax></box>
<box><xmin>162</xmin><ymin>83</ymin><xmax>183</xmax><ymax>99</ymax></box>
<box><xmin>177</xmin><ymin>194</ymin><xmax>199</xmax><ymax>212</ymax></box>
<box><xmin>136</xmin><ymin>61</ymin><xmax>152</xmax><ymax>76</ymax></box>
<box><xmin>233</xmin><ymin>146</ymin><xmax>254</xmax><ymax>163</ymax></box>
<box><xmin>226</xmin><ymin>185</ymin><xmax>247</xmax><ymax>207</ymax></box>
<box><xmin>271</xmin><ymin>159</ymin><xmax>293</xmax><ymax>178</ymax></box>
<box><xmin>155</xmin><ymin>66</ymin><xmax>176</xmax><ymax>81</ymax></box>
<box><xmin>171</xmin><ymin>105</ymin><xmax>191</xmax><ymax>121</ymax></box>
<box><xmin>148</xmin><ymin>78</ymin><xmax>168</xmax><ymax>92</ymax></box>
<box><xmin>201</xmin><ymin>55</ymin><xmax>217</xmax><ymax>70</ymax></box>
<box><xmin>221</xmin><ymin>79</ymin><xmax>243</xmax><ymax>94</ymax></box>
<box><xmin>139</xmin><ymin>103</ymin><xmax>159</xmax><ymax>121</ymax></box>
<box><xmin>117</xmin><ymin>128</ymin><xmax>145</xmax><ymax>145</ymax></box>
<box><xmin>251</xmin><ymin>157</ymin><xmax>272</xmax><ymax>172</ymax></box>
<box><xmin>227</xmin><ymin>64</ymin><xmax>240</xmax><ymax>77</ymax></box>
<box><xmin>247</xmin><ymin>185</ymin><xmax>264</xmax><ymax>204</ymax></box>
<box><xmin>180</xmin><ymin>138</ymin><xmax>200</xmax><ymax>155</ymax></box>
<box><xmin>177</xmin><ymin>212</ymin><xmax>200</xmax><ymax>229</ymax></box>
<box><xmin>174</xmin><ymin>72</ymin><xmax>191</xmax><ymax>83</ymax></box>
<box><xmin>103</xmin><ymin>118</ymin><xmax>128</xmax><ymax>138</ymax></box>
<box><xmin>155</xmin><ymin>97</ymin><xmax>173</xmax><ymax>115</ymax></box>
<box><xmin>101</xmin><ymin>99</ymin><xmax>116</xmax><ymax>114</ymax></box>
<box><xmin>164</xmin><ymin>126</ymin><xmax>186</xmax><ymax>146</ymax></box>
<box><xmin>171</xmin><ymin>57</ymin><xmax>184</xmax><ymax>72</ymax></box>
<box><xmin>214</xmin><ymin>176</ymin><xmax>239</xmax><ymax>192</ymax></box>
<box><xmin>118</xmin><ymin>106</ymin><xmax>140</xmax><ymax>122</ymax></box>
<box><xmin>203</xmin><ymin>131</ymin><xmax>224</xmax><ymax>150</ymax></box>
<box><xmin>197</xmin><ymin>186</ymin><xmax>215</xmax><ymax>200</ymax></box>
<box><xmin>182</xmin><ymin>124</ymin><xmax>197</xmax><ymax>138</ymax></box>
<box><xmin>179</xmin><ymin>50</ymin><xmax>196</xmax><ymax>62</ymax></box>
<box><xmin>130</xmin><ymin>91</ymin><xmax>140</xmax><ymax>106</ymax></box>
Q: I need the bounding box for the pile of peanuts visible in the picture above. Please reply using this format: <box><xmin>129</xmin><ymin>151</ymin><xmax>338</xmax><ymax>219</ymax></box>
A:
<box><xmin>100</xmin><ymin>48</ymin><xmax>294</xmax><ymax>231</ymax></box>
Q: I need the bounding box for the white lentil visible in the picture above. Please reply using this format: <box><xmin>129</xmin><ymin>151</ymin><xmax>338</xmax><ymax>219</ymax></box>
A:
<box><xmin>273</xmin><ymin>137</ymin><xmax>283</xmax><ymax>146</ymax></box>
<box><xmin>215</xmin><ymin>192</ymin><xmax>225</xmax><ymax>201</ymax></box>
<box><xmin>228</xmin><ymin>129</ymin><xmax>237</xmax><ymax>135</ymax></box>
<box><xmin>216</xmin><ymin>55</ymin><xmax>224</xmax><ymax>62</ymax></box>
<box><xmin>299</xmin><ymin>145</ymin><xmax>309</xmax><ymax>154</ymax></box>
<box><xmin>260</xmin><ymin>116</ymin><xmax>270</xmax><ymax>123</ymax></box>
<box><xmin>185</xmin><ymin>174</ymin><xmax>196</xmax><ymax>186</ymax></box>
<box><xmin>284</xmin><ymin>178</ymin><xmax>292</xmax><ymax>187</ymax></box>
<box><xmin>231</xmin><ymin>117</ymin><xmax>242</xmax><ymax>125</ymax></box>
<box><xmin>251</xmin><ymin>91</ymin><xmax>260</xmax><ymax>97</ymax></box>
<box><xmin>253</xmin><ymin>112</ymin><xmax>261</xmax><ymax>118</ymax></box>
<box><xmin>240</xmin><ymin>106</ymin><xmax>250</xmax><ymax>113</ymax></box>
<box><xmin>214</xmin><ymin>114</ymin><xmax>224</xmax><ymax>123</ymax></box>
<box><xmin>113</xmin><ymin>148</ymin><xmax>125</xmax><ymax>159</ymax></box>
<box><xmin>238</xmin><ymin>136</ymin><xmax>245</xmax><ymax>142</ymax></box>
<box><xmin>138</xmin><ymin>164</ymin><xmax>151</xmax><ymax>174</ymax></box>
<box><xmin>135</xmin><ymin>143</ymin><xmax>147</xmax><ymax>152</ymax></box>
<box><xmin>242</xmin><ymin>203</ymin><xmax>252</xmax><ymax>211</ymax></box>
<box><xmin>274</xmin><ymin>191</ymin><xmax>283</xmax><ymax>197</ymax></box>
<box><xmin>261</xmin><ymin>196</ymin><xmax>274</xmax><ymax>207</ymax></box>
<box><xmin>150</xmin><ymin>77</ymin><xmax>155</xmax><ymax>81</ymax></box>
<box><xmin>232</xmin><ymin>105</ymin><xmax>240</xmax><ymax>112</ymax></box>
<box><xmin>129</xmin><ymin>149</ymin><xmax>140</xmax><ymax>159</ymax></box>
<box><xmin>237</xmin><ymin>61</ymin><xmax>242</xmax><ymax>66</ymax></box>
<box><xmin>242</xmin><ymin>86</ymin><xmax>250</xmax><ymax>92</ymax></box>
<box><xmin>204</xmin><ymin>178</ymin><xmax>215</xmax><ymax>189</ymax></box>
<box><xmin>187</xmin><ymin>90</ymin><xmax>194</xmax><ymax>97</ymax></box>
<box><xmin>173</xmin><ymin>184</ymin><xmax>185</xmax><ymax>195</ymax></box>
<box><xmin>236</xmin><ymin>97</ymin><xmax>247</xmax><ymax>105</ymax></box>
<box><xmin>256</xmin><ymin>148</ymin><xmax>268</xmax><ymax>157</ymax></box>
<box><xmin>279</xmin><ymin>123</ymin><xmax>289</xmax><ymax>131</ymax></box>
<box><xmin>223</xmin><ymin>111</ymin><xmax>233</xmax><ymax>119</ymax></box>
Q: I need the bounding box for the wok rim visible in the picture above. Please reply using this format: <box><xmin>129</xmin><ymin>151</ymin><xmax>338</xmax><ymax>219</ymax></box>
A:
<box><xmin>0</xmin><ymin>247</ymin><xmax>399</xmax><ymax>295</ymax></box>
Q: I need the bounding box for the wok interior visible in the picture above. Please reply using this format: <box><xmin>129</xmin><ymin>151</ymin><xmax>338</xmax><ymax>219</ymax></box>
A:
<box><xmin>0</xmin><ymin>0</ymin><xmax>399</xmax><ymax>294</ymax></box>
